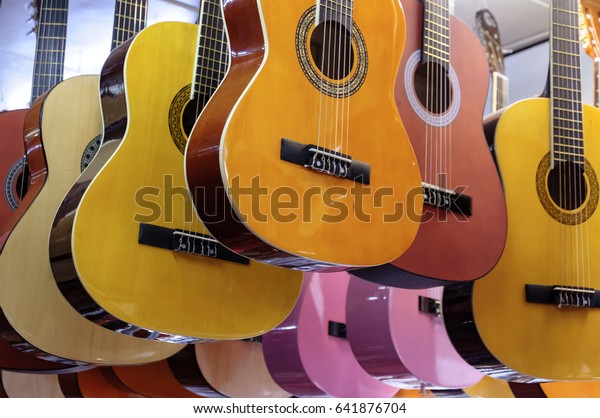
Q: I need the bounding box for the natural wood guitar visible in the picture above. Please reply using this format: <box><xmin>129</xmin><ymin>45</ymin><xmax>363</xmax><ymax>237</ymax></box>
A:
<box><xmin>185</xmin><ymin>0</ymin><xmax>422</xmax><ymax>270</ymax></box>
<box><xmin>0</xmin><ymin>0</ymin><xmax>182</xmax><ymax>364</ymax></box>
<box><xmin>49</xmin><ymin>3</ymin><xmax>302</xmax><ymax>342</ymax></box>
<box><xmin>351</xmin><ymin>0</ymin><xmax>506</xmax><ymax>288</ymax></box>
<box><xmin>443</xmin><ymin>0</ymin><xmax>600</xmax><ymax>381</ymax></box>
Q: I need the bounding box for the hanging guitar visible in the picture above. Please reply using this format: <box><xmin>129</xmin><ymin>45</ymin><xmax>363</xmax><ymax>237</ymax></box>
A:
<box><xmin>581</xmin><ymin>0</ymin><xmax>600</xmax><ymax>107</ymax></box>
<box><xmin>443</xmin><ymin>0</ymin><xmax>600</xmax><ymax>381</ymax></box>
<box><xmin>185</xmin><ymin>0</ymin><xmax>422</xmax><ymax>270</ymax></box>
<box><xmin>351</xmin><ymin>0</ymin><xmax>507</xmax><ymax>288</ymax></box>
<box><xmin>0</xmin><ymin>0</ymin><xmax>182</xmax><ymax>366</ymax></box>
<box><xmin>346</xmin><ymin>278</ymin><xmax>482</xmax><ymax>390</ymax></box>
<box><xmin>49</xmin><ymin>0</ymin><xmax>302</xmax><ymax>343</ymax></box>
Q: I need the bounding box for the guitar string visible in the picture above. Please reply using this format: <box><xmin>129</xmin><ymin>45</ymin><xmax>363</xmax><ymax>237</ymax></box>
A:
<box><xmin>340</xmin><ymin>0</ymin><xmax>350</xmax><ymax>175</ymax></box>
<box><xmin>344</xmin><ymin>0</ymin><xmax>352</xmax><ymax>181</ymax></box>
<box><xmin>325</xmin><ymin>1</ymin><xmax>334</xmax><ymax>173</ymax></box>
<box><xmin>333</xmin><ymin>0</ymin><xmax>341</xmax><ymax>175</ymax></box>
<box><xmin>314</xmin><ymin>1</ymin><xmax>325</xmax><ymax>170</ymax></box>
<box><xmin>424</xmin><ymin>0</ymin><xmax>431</xmax><ymax>195</ymax></box>
<box><xmin>185</xmin><ymin>0</ymin><xmax>208</xmax><ymax>254</ymax></box>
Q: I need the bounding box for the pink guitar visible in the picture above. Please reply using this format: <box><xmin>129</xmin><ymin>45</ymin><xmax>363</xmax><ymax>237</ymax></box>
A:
<box><xmin>295</xmin><ymin>272</ymin><xmax>398</xmax><ymax>398</ymax></box>
<box><xmin>346</xmin><ymin>279</ymin><xmax>482</xmax><ymax>389</ymax></box>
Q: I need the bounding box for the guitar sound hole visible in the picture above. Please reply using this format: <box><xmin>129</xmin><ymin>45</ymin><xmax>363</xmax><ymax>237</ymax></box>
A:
<box><xmin>310</xmin><ymin>21</ymin><xmax>354</xmax><ymax>80</ymax></box>
<box><xmin>414</xmin><ymin>62</ymin><xmax>453</xmax><ymax>115</ymax></box>
<box><xmin>15</xmin><ymin>165</ymin><xmax>30</xmax><ymax>200</ymax></box>
<box><xmin>547</xmin><ymin>161</ymin><xmax>587</xmax><ymax>211</ymax></box>
<box><xmin>181</xmin><ymin>96</ymin><xmax>203</xmax><ymax>137</ymax></box>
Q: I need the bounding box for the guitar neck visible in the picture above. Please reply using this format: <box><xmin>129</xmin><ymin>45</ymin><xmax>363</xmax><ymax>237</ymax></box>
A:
<box><xmin>192</xmin><ymin>0</ymin><xmax>229</xmax><ymax>101</ymax></box>
<box><xmin>30</xmin><ymin>0</ymin><xmax>69</xmax><ymax>102</ymax></box>
<box><xmin>550</xmin><ymin>0</ymin><xmax>584</xmax><ymax>167</ymax></box>
<box><xmin>111</xmin><ymin>0</ymin><xmax>148</xmax><ymax>50</ymax></box>
<box><xmin>492</xmin><ymin>71</ymin><xmax>509</xmax><ymax>112</ymax></box>
<box><xmin>422</xmin><ymin>0</ymin><xmax>450</xmax><ymax>68</ymax></box>
<box><xmin>316</xmin><ymin>0</ymin><xmax>354</xmax><ymax>27</ymax></box>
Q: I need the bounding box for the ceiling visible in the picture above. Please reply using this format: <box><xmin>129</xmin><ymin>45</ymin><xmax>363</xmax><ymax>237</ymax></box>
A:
<box><xmin>0</xmin><ymin>0</ymin><xmax>551</xmax><ymax>111</ymax></box>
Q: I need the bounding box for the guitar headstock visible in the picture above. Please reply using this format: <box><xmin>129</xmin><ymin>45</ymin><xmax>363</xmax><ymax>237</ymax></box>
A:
<box><xmin>28</xmin><ymin>0</ymin><xmax>42</xmax><ymax>34</ymax></box>
<box><xmin>581</xmin><ymin>0</ymin><xmax>600</xmax><ymax>60</ymax></box>
<box><xmin>475</xmin><ymin>8</ymin><xmax>505</xmax><ymax>75</ymax></box>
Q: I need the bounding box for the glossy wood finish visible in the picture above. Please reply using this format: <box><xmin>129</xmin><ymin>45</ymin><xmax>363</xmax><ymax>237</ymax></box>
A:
<box><xmin>50</xmin><ymin>21</ymin><xmax>301</xmax><ymax>342</ymax></box>
<box><xmin>0</xmin><ymin>76</ymin><xmax>182</xmax><ymax>365</ymax></box>
<box><xmin>0</xmin><ymin>110</ymin><xmax>26</xmax><ymax>251</ymax></box>
<box><xmin>113</xmin><ymin>360</ymin><xmax>201</xmax><ymax>398</ymax></box>
<box><xmin>74</xmin><ymin>368</ymin><xmax>145</xmax><ymax>398</ymax></box>
<box><xmin>3</xmin><ymin>371</ymin><xmax>66</xmax><ymax>398</ymax></box>
<box><xmin>186</xmin><ymin>0</ymin><xmax>422</xmax><ymax>269</ymax></box>
<box><xmin>195</xmin><ymin>341</ymin><xmax>291</xmax><ymax>398</ymax></box>
<box><xmin>352</xmin><ymin>0</ymin><xmax>507</xmax><ymax>288</ymax></box>
<box><xmin>346</xmin><ymin>279</ymin><xmax>482</xmax><ymax>389</ymax></box>
<box><xmin>167</xmin><ymin>345</ymin><xmax>224</xmax><ymax>397</ymax></box>
<box><xmin>462</xmin><ymin>376</ymin><xmax>515</xmax><ymax>398</ymax></box>
<box><xmin>447</xmin><ymin>99</ymin><xmax>600</xmax><ymax>380</ymax></box>
<box><xmin>262</xmin><ymin>285</ymin><xmax>327</xmax><ymax>397</ymax></box>
<box><xmin>541</xmin><ymin>382</ymin><xmax>600</xmax><ymax>397</ymax></box>
<box><xmin>297</xmin><ymin>272</ymin><xmax>398</xmax><ymax>398</ymax></box>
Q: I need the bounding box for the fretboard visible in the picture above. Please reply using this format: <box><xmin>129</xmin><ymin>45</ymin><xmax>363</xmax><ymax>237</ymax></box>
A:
<box><xmin>192</xmin><ymin>0</ymin><xmax>229</xmax><ymax>101</ymax></box>
<box><xmin>492</xmin><ymin>72</ymin><xmax>509</xmax><ymax>112</ymax></box>
<box><xmin>422</xmin><ymin>0</ymin><xmax>450</xmax><ymax>67</ymax></box>
<box><xmin>551</xmin><ymin>0</ymin><xmax>584</xmax><ymax>166</ymax></box>
<box><xmin>31</xmin><ymin>0</ymin><xmax>69</xmax><ymax>102</ymax></box>
<box><xmin>317</xmin><ymin>0</ymin><xmax>354</xmax><ymax>29</ymax></box>
<box><xmin>111</xmin><ymin>0</ymin><xmax>148</xmax><ymax>50</ymax></box>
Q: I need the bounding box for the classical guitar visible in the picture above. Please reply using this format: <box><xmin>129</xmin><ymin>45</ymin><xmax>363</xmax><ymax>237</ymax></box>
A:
<box><xmin>295</xmin><ymin>272</ymin><xmax>398</xmax><ymax>397</ymax></box>
<box><xmin>0</xmin><ymin>0</ymin><xmax>182</xmax><ymax>365</ymax></box>
<box><xmin>2</xmin><ymin>371</ymin><xmax>67</xmax><ymax>398</ymax></box>
<box><xmin>57</xmin><ymin>368</ymin><xmax>145</xmax><ymax>398</ymax></box>
<box><xmin>476</xmin><ymin>8</ymin><xmax>509</xmax><ymax>113</ymax></box>
<box><xmin>194</xmin><ymin>340</ymin><xmax>292</xmax><ymax>398</ymax></box>
<box><xmin>113</xmin><ymin>357</ymin><xmax>203</xmax><ymax>398</ymax></box>
<box><xmin>50</xmin><ymin>0</ymin><xmax>302</xmax><ymax>343</ymax></box>
<box><xmin>0</xmin><ymin>0</ymin><xmax>69</xmax><ymax>253</ymax></box>
<box><xmin>351</xmin><ymin>0</ymin><xmax>506</xmax><ymax>288</ymax></box>
<box><xmin>185</xmin><ymin>0</ymin><xmax>422</xmax><ymax>270</ymax></box>
<box><xmin>0</xmin><ymin>0</ymin><xmax>95</xmax><ymax>374</ymax></box>
<box><xmin>443</xmin><ymin>0</ymin><xmax>600</xmax><ymax>381</ymax></box>
<box><xmin>346</xmin><ymin>278</ymin><xmax>482</xmax><ymax>390</ymax></box>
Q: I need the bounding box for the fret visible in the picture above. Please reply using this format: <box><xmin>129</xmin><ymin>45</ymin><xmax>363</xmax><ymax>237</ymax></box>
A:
<box><xmin>553</xmin><ymin>125</ymin><xmax>582</xmax><ymax>133</ymax></box>
<box><xmin>111</xmin><ymin>0</ymin><xmax>148</xmax><ymax>50</ymax></box>
<box><xmin>554</xmin><ymin>150</ymin><xmax>584</xmax><ymax>157</ymax></box>
<box><xmin>554</xmin><ymin>62</ymin><xmax>579</xmax><ymax>70</ymax></box>
<box><xmin>553</xmin><ymin>75</ymin><xmax>581</xmax><ymax>83</ymax></box>
<box><xmin>425</xmin><ymin>9</ymin><xmax>450</xmax><ymax>21</ymax></box>
<box><xmin>422</xmin><ymin>48</ymin><xmax>449</xmax><ymax>63</ymax></box>
<box><xmin>553</xmin><ymin>49</ymin><xmax>579</xmax><ymax>57</ymax></box>
<box><xmin>424</xmin><ymin>28</ymin><xmax>449</xmax><ymax>40</ymax></box>
<box><xmin>424</xmin><ymin>35</ymin><xmax>449</xmax><ymax>49</ymax></box>
<box><xmin>425</xmin><ymin>18</ymin><xmax>448</xmax><ymax>31</ymax></box>
<box><xmin>554</xmin><ymin>7</ymin><xmax>578</xmax><ymax>15</ymax></box>
<box><xmin>554</xmin><ymin>35</ymin><xmax>579</xmax><ymax>44</ymax></box>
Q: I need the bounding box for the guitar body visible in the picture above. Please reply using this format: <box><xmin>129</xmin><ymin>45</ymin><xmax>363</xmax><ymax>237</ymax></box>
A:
<box><xmin>51</xmin><ymin>22</ymin><xmax>301</xmax><ymax>342</ymax></box>
<box><xmin>297</xmin><ymin>272</ymin><xmax>398</xmax><ymax>397</ymax></box>
<box><xmin>262</xmin><ymin>285</ymin><xmax>327</xmax><ymax>397</ymax></box>
<box><xmin>0</xmin><ymin>75</ymin><xmax>182</xmax><ymax>364</ymax></box>
<box><xmin>462</xmin><ymin>376</ymin><xmax>515</xmax><ymax>398</ymax></box>
<box><xmin>186</xmin><ymin>0</ymin><xmax>422</xmax><ymax>269</ymax></box>
<box><xmin>195</xmin><ymin>341</ymin><xmax>291</xmax><ymax>398</ymax></box>
<box><xmin>346</xmin><ymin>279</ymin><xmax>482</xmax><ymax>389</ymax></box>
<box><xmin>113</xmin><ymin>360</ymin><xmax>202</xmax><ymax>398</ymax></box>
<box><xmin>2</xmin><ymin>372</ymin><xmax>67</xmax><ymax>398</ymax></box>
<box><xmin>444</xmin><ymin>99</ymin><xmax>600</xmax><ymax>381</ymax></box>
<box><xmin>61</xmin><ymin>368</ymin><xmax>145</xmax><ymax>398</ymax></box>
<box><xmin>167</xmin><ymin>345</ymin><xmax>224</xmax><ymax>397</ymax></box>
<box><xmin>353</xmin><ymin>0</ymin><xmax>507</xmax><ymax>287</ymax></box>
<box><xmin>0</xmin><ymin>110</ymin><xmax>27</xmax><ymax>251</ymax></box>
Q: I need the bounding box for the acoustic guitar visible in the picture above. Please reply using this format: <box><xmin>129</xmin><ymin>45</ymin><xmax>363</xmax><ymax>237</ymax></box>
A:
<box><xmin>346</xmin><ymin>279</ymin><xmax>482</xmax><ymax>390</ymax></box>
<box><xmin>443</xmin><ymin>0</ymin><xmax>600</xmax><ymax>381</ymax></box>
<box><xmin>185</xmin><ymin>0</ymin><xmax>422</xmax><ymax>270</ymax></box>
<box><xmin>0</xmin><ymin>0</ymin><xmax>182</xmax><ymax>365</ymax></box>
<box><xmin>113</xmin><ymin>358</ymin><xmax>202</xmax><ymax>398</ymax></box>
<box><xmin>580</xmin><ymin>0</ymin><xmax>600</xmax><ymax>107</ymax></box>
<box><xmin>50</xmin><ymin>0</ymin><xmax>302</xmax><ymax>342</ymax></box>
<box><xmin>58</xmin><ymin>368</ymin><xmax>145</xmax><ymax>398</ymax></box>
<box><xmin>476</xmin><ymin>8</ymin><xmax>509</xmax><ymax>113</ymax></box>
<box><xmin>296</xmin><ymin>272</ymin><xmax>398</xmax><ymax>397</ymax></box>
<box><xmin>351</xmin><ymin>0</ymin><xmax>506</xmax><ymax>288</ymax></box>
<box><xmin>2</xmin><ymin>371</ymin><xmax>66</xmax><ymax>398</ymax></box>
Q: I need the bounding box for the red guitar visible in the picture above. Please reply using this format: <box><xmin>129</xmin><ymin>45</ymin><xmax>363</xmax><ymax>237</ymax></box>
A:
<box><xmin>352</xmin><ymin>0</ymin><xmax>507</xmax><ymax>288</ymax></box>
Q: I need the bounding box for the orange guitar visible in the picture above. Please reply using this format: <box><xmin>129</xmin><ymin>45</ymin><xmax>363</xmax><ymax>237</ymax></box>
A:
<box><xmin>185</xmin><ymin>0</ymin><xmax>422</xmax><ymax>270</ymax></box>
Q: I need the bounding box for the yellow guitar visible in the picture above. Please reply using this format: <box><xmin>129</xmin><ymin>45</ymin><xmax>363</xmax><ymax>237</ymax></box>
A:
<box><xmin>50</xmin><ymin>3</ymin><xmax>302</xmax><ymax>342</ymax></box>
<box><xmin>185</xmin><ymin>0</ymin><xmax>422</xmax><ymax>270</ymax></box>
<box><xmin>443</xmin><ymin>0</ymin><xmax>600</xmax><ymax>381</ymax></box>
<box><xmin>0</xmin><ymin>1</ymin><xmax>181</xmax><ymax>365</ymax></box>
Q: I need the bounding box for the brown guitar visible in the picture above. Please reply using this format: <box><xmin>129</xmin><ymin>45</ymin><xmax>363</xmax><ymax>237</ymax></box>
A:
<box><xmin>351</xmin><ymin>0</ymin><xmax>507</xmax><ymax>288</ymax></box>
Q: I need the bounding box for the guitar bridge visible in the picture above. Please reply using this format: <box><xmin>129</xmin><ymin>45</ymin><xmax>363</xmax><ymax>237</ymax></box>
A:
<box><xmin>138</xmin><ymin>223</ymin><xmax>249</xmax><ymax>265</ymax></box>
<box><xmin>525</xmin><ymin>284</ymin><xmax>600</xmax><ymax>308</ymax></box>
<box><xmin>280</xmin><ymin>138</ymin><xmax>370</xmax><ymax>184</ymax></box>
<box><xmin>422</xmin><ymin>182</ymin><xmax>472</xmax><ymax>216</ymax></box>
